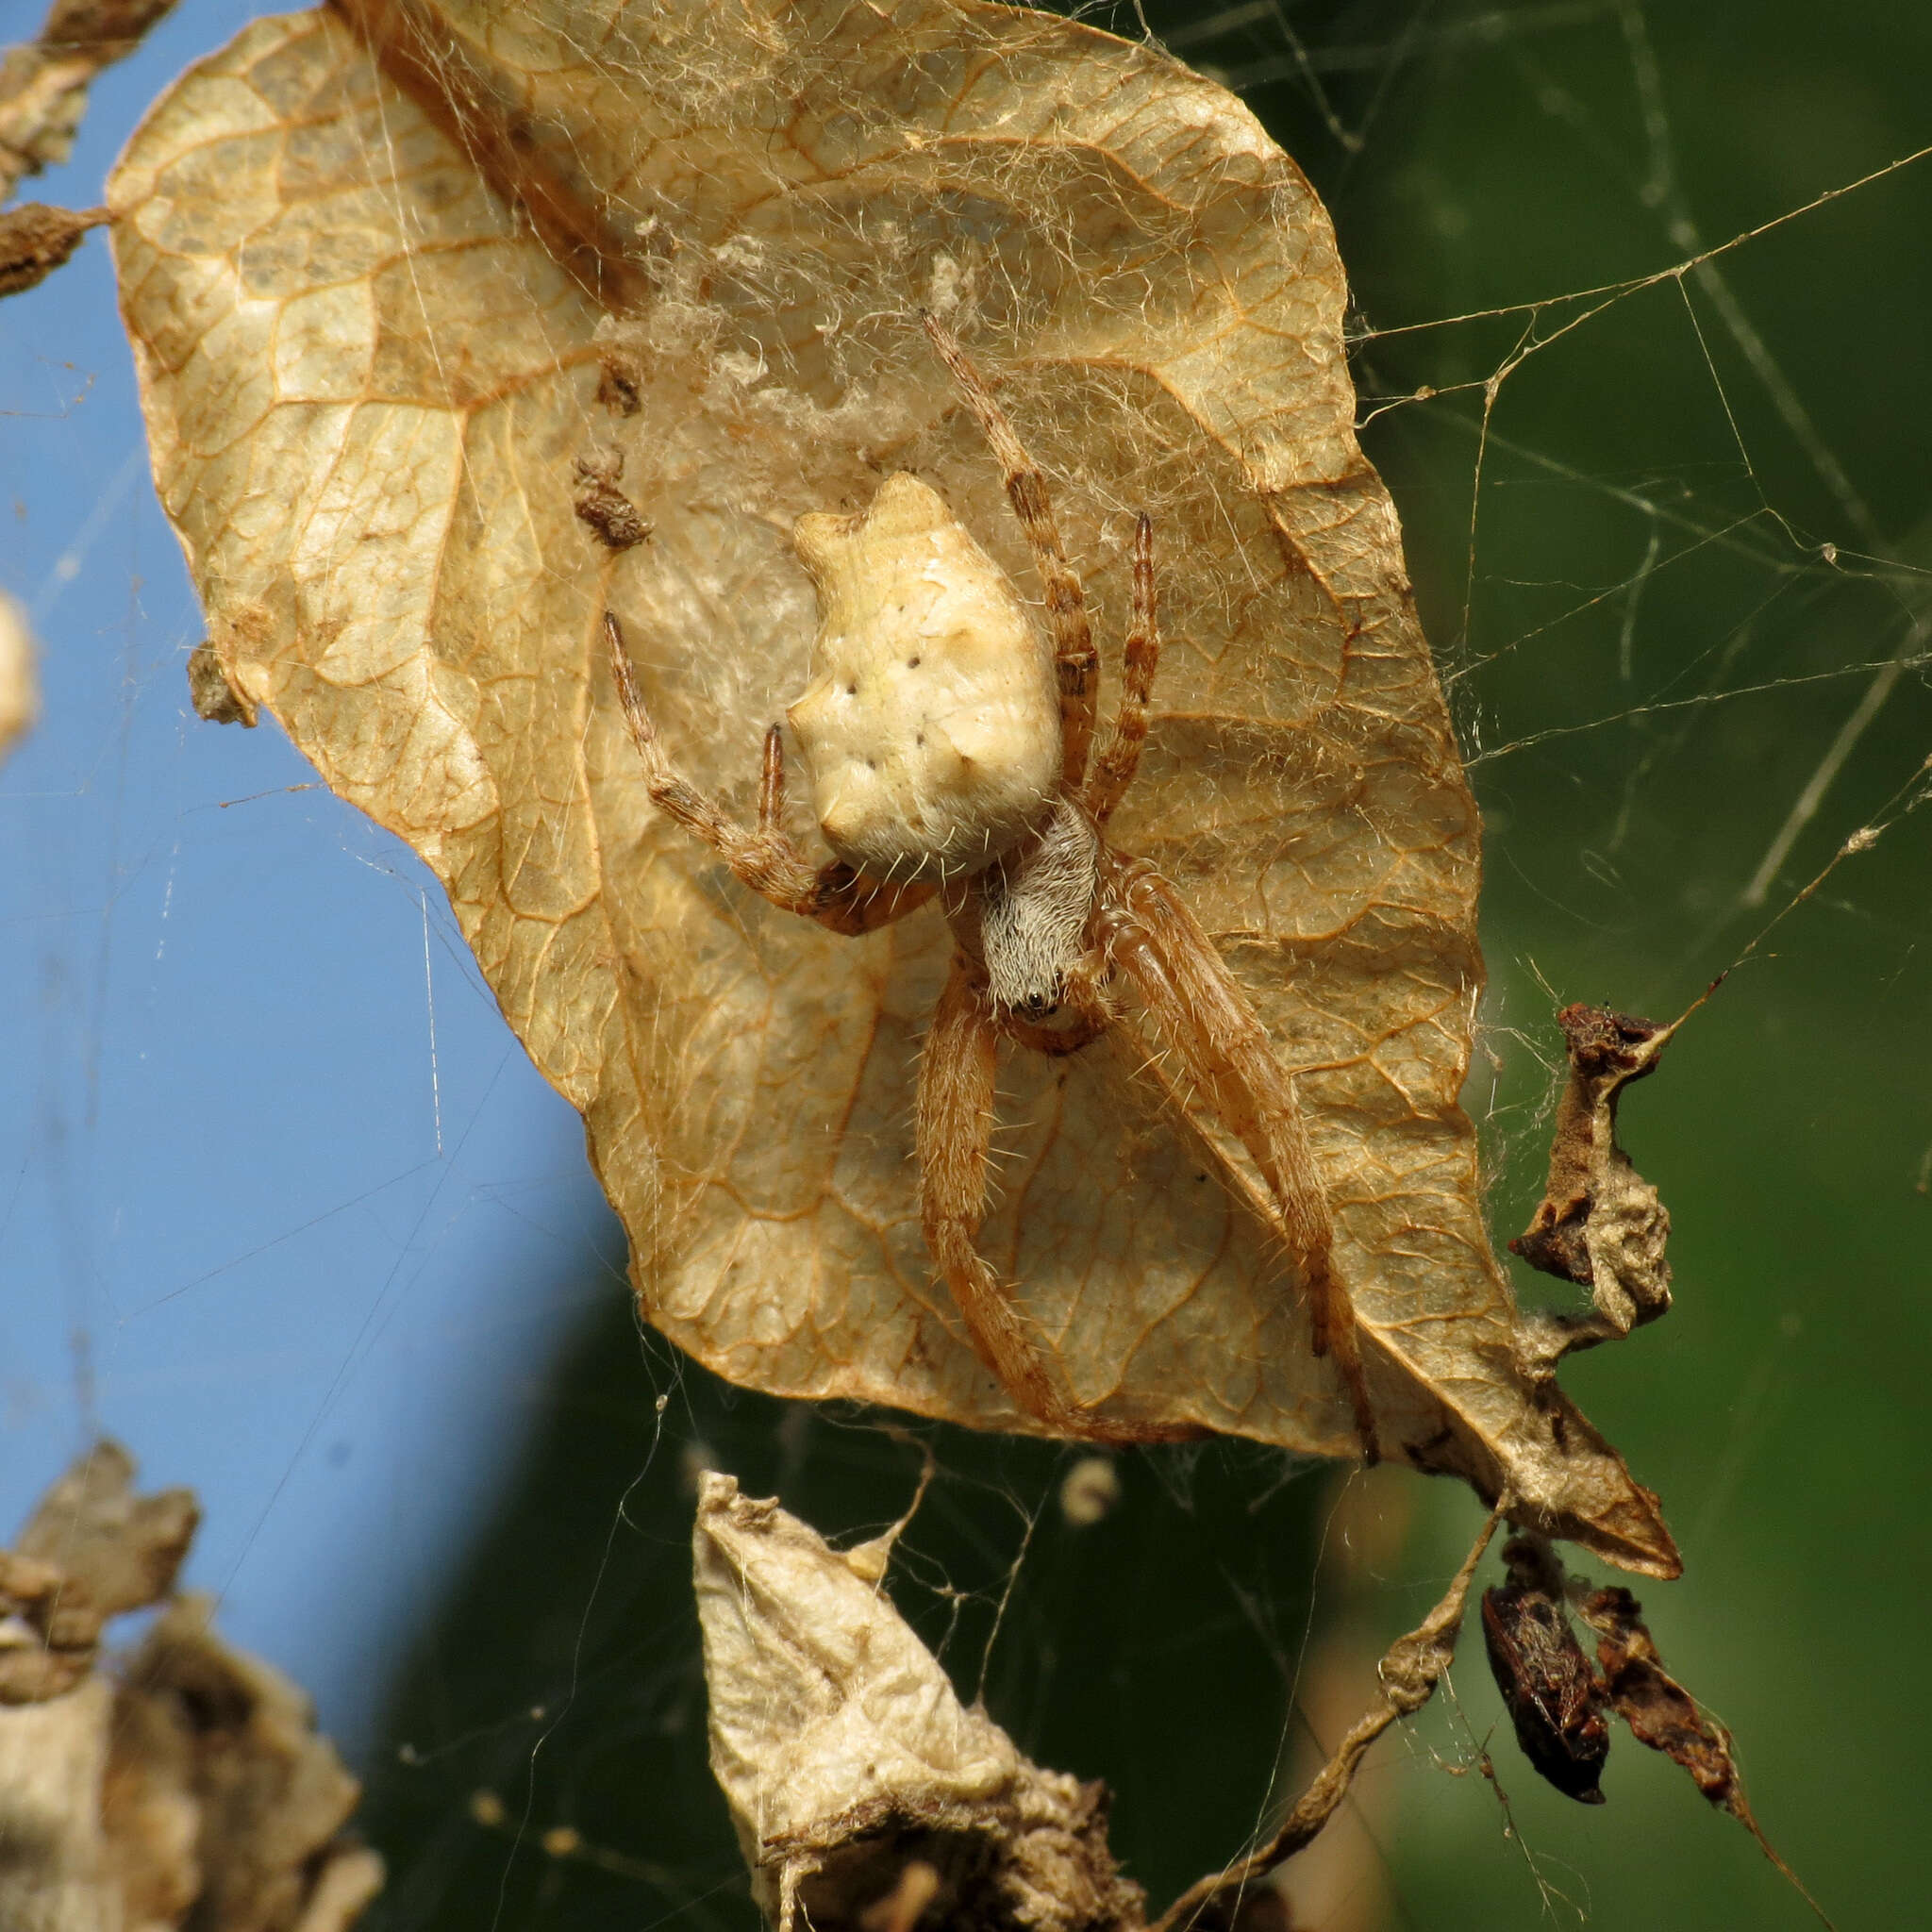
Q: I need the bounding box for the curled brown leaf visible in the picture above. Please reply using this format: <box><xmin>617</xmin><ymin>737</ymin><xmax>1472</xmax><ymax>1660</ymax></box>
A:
<box><xmin>1578</xmin><ymin>1585</ymin><xmax>1832</xmax><ymax>1927</ymax></box>
<box><xmin>1510</xmin><ymin>989</ymin><xmax>1716</xmax><ymax>1380</ymax></box>
<box><xmin>1479</xmin><ymin>1537</ymin><xmax>1608</xmax><ymax>1805</ymax></box>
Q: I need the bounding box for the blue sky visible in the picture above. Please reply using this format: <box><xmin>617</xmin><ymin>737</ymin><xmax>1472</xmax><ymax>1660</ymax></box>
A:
<box><xmin>0</xmin><ymin>1</ymin><xmax>622</xmax><ymax>1757</ymax></box>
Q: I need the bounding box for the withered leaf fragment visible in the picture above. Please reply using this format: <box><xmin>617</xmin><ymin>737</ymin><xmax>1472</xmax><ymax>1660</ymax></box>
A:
<box><xmin>110</xmin><ymin>0</ymin><xmax>1676</xmax><ymax>1575</ymax></box>
<box><xmin>0</xmin><ymin>1443</ymin><xmax>380</xmax><ymax>1932</ymax></box>
<box><xmin>1581</xmin><ymin>1585</ymin><xmax>1743</xmax><ymax>1807</ymax></box>
<box><xmin>1579</xmin><ymin>1586</ymin><xmax>1832</xmax><ymax>1926</ymax></box>
<box><xmin>1511</xmin><ymin>999</ymin><xmax>1700</xmax><ymax>1378</ymax></box>
<box><xmin>694</xmin><ymin>1473</ymin><xmax>1141</xmax><ymax>1932</ymax></box>
<box><xmin>15</xmin><ymin>1437</ymin><xmax>199</xmax><ymax>1618</ymax></box>
<box><xmin>0</xmin><ymin>199</ymin><xmax>108</xmax><ymax>297</ymax></box>
<box><xmin>0</xmin><ymin>0</ymin><xmax>179</xmax><ymax>202</ymax></box>
<box><xmin>1479</xmin><ymin>1538</ymin><xmax>1608</xmax><ymax>1804</ymax></box>
<box><xmin>0</xmin><ymin>1438</ymin><xmax>197</xmax><ymax>1706</ymax></box>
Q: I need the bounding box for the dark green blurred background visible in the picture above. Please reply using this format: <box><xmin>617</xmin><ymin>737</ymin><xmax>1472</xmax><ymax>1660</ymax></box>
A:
<box><xmin>351</xmin><ymin>5</ymin><xmax>1932</xmax><ymax>1927</ymax></box>
<box><xmin>17</xmin><ymin>2</ymin><xmax>1926</xmax><ymax>1927</ymax></box>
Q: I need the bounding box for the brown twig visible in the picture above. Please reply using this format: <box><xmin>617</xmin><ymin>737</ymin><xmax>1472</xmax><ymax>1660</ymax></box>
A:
<box><xmin>1152</xmin><ymin>1505</ymin><xmax>1503</xmax><ymax>1932</ymax></box>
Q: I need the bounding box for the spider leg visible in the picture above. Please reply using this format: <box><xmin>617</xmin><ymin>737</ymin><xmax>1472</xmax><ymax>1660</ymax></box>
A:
<box><xmin>1097</xmin><ymin>855</ymin><xmax>1379</xmax><ymax>1462</ymax></box>
<box><xmin>920</xmin><ymin>311</ymin><xmax>1099</xmax><ymax>791</ymax></box>
<box><xmin>607</xmin><ymin>612</ymin><xmax>932</xmax><ymax>937</ymax></box>
<box><xmin>1083</xmin><ymin>510</ymin><xmax>1158</xmax><ymax>827</ymax></box>
<box><xmin>919</xmin><ymin>957</ymin><xmax>1195</xmax><ymax>1443</ymax></box>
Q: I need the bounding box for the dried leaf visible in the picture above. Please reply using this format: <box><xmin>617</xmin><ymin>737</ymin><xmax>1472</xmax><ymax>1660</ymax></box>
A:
<box><xmin>109</xmin><ymin>0</ymin><xmax>1675</xmax><ymax>1574</ymax></box>
<box><xmin>1580</xmin><ymin>1586</ymin><xmax>1746</xmax><ymax>1809</ymax></box>
<box><xmin>1479</xmin><ymin>1538</ymin><xmax>1608</xmax><ymax>1805</ymax></box>
<box><xmin>0</xmin><ymin>0</ymin><xmax>179</xmax><ymax>203</ymax></box>
<box><xmin>16</xmin><ymin>1439</ymin><xmax>198</xmax><ymax>1620</ymax></box>
<box><xmin>693</xmin><ymin>1471</ymin><xmax>1141</xmax><ymax>1932</ymax></box>
<box><xmin>108</xmin><ymin>1594</ymin><xmax>381</xmax><ymax>1932</ymax></box>
<box><xmin>0</xmin><ymin>199</ymin><xmax>108</xmax><ymax>297</ymax></box>
<box><xmin>0</xmin><ymin>1445</ymin><xmax>379</xmax><ymax>1932</ymax></box>
<box><xmin>1579</xmin><ymin>1586</ymin><xmax>1830</xmax><ymax>1924</ymax></box>
<box><xmin>0</xmin><ymin>1440</ymin><xmax>195</xmax><ymax>1707</ymax></box>
<box><xmin>1510</xmin><ymin>994</ymin><xmax>1711</xmax><ymax>1382</ymax></box>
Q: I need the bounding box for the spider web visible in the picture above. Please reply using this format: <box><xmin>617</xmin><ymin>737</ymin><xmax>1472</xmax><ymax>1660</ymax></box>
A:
<box><xmin>0</xmin><ymin>3</ymin><xmax>1926</xmax><ymax>1929</ymax></box>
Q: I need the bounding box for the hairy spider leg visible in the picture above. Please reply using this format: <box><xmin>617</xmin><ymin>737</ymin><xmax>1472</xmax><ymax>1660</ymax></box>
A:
<box><xmin>1096</xmin><ymin>854</ymin><xmax>1379</xmax><ymax>1461</ymax></box>
<box><xmin>920</xmin><ymin>311</ymin><xmax>1099</xmax><ymax>791</ymax></box>
<box><xmin>1083</xmin><ymin>510</ymin><xmax>1158</xmax><ymax>827</ymax></box>
<box><xmin>606</xmin><ymin>612</ymin><xmax>933</xmax><ymax>937</ymax></box>
<box><xmin>920</xmin><ymin>957</ymin><xmax>1200</xmax><ymax>1445</ymax></box>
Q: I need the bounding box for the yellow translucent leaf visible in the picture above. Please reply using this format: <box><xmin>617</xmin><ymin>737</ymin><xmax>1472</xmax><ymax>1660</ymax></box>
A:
<box><xmin>108</xmin><ymin>0</ymin><xmax>1677</xmax><ymax>1575</ymax></box>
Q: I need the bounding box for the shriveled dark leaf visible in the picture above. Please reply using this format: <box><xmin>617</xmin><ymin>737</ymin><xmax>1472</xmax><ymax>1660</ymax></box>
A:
<box><xmin>1480</xmin><ymin>1539</ymin><xmax>1608</xmax><ymax>1804</ymax></box>
<box><xmin>1580</xmin><ymin>1586</ymin><xmax>1831</xmax><ymax>1925</ymax></box>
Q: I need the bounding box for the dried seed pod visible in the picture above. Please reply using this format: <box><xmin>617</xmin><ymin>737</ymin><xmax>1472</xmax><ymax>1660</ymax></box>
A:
<box><xmin>1480</xmin><ymin>1540</ymin><xmax>1609</xmax><ymax>1804</ymax></box>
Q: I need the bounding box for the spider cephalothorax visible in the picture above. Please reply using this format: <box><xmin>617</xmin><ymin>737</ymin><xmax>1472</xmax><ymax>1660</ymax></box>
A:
<box><xmin>608</xmin><ymin>313</ymin><xmax>1377</xmax><ymax>1457</ymax></box>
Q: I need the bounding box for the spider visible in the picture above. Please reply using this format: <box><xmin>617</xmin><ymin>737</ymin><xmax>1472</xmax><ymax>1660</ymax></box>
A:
<box><xmin>606</xmin><ymin>312</ymin><xmax>1376</xmax><ymax>1458</ymax></box>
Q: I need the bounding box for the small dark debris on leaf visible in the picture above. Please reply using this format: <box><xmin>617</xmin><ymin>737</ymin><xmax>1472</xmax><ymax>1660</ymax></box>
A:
<box><xmin>573</xmin><ymin>447</ymin><xmax>651</xmax><ymax>550</ymax></box>
<box><xmin>0</xmin><ymin>202</ymin><xmax>109</xmax><ymax>297</ymax></box>
<box><xmin>1480</xmin><ymin>1538</ymin><xmax>1608</xmax><ymax>1804</ymax></box>
<box><xmin>596</xmin><ymin>355</ymin><xmax>641</xmax><ymax>414</ymax></box>
<box><xmin>188</xmin><ymin>640</ymin><xmax>258</xmax><ymax>724</ymax></box>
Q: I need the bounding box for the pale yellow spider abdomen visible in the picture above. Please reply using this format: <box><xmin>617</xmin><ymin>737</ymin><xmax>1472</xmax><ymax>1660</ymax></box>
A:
<box><xmin>788</xmin><ymin>472</ymin><xmax>1060</xmax><ymax>880</ymax></box>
